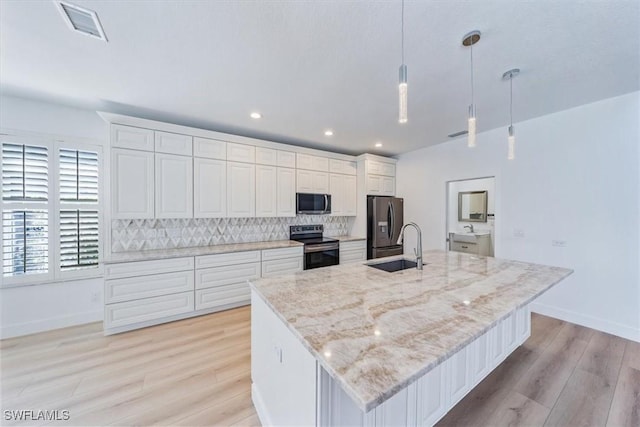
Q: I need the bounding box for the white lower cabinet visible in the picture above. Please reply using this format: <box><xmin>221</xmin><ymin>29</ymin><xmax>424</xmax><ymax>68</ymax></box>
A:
<box><xmin>105</xmin><ymin>292</ymin><xmax>194</xmax><ymax>330</ymax></box>
<box><xmin>196</xmin><ymin>283</ymin><xmax>252</xmax><ymax>311</ymax></box>
<box><xmin>339</xmin><ymin>240</ymin><xmax>366</xmax><ymax>265</ymax></box>
<box><xmin>261</xmin><ymin>246</ymin><xmax>303</xmax><ymax>277</ymax></box>
<box><xmin>105</xmin><ymin>270</ymin><xmax>194</xmax><ymax>304</ymax></box>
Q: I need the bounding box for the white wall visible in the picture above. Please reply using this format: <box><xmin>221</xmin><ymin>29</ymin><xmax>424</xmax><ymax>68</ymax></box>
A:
<box><xmin>396</xmin><ymin>92</ymin><xmax>640</xmax><ymax>342</ymax></box>
<box><xmin>0</xmin><ymin>94</ymin><xmax>108</xmax><ymax>338</ymax></box>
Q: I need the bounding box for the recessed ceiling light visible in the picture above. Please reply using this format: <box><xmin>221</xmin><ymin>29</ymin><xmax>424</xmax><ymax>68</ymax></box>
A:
<box><xmin>55</xmin><ymin>1</ymin><xmax>108</xmax><ymax>41</ymax></box>
<box><xmin>375</xmin><ymin>142</ymin><xmax>383</xmax><ymax>148</ymax></box>
<box><xmin>324</xmin><ymin>130</ymin><xmax>334</xmax><ymax>137</ymax></box>
<box><xmin>250</xmin><ymin>112</ymin><xmax>262</xmax><ymax>119</ymax></box>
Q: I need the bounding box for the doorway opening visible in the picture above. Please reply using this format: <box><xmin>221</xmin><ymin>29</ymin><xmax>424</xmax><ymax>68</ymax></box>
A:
<box><xmin>446</xmin><ymin>177</ymin><xmax>496</xmax><ymax>257</ymax></box>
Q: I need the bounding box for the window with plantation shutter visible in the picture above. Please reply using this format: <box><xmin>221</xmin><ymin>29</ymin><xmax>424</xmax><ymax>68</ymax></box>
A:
<box><xmin>2</xmin><ymin>143</ymin><xmax>48</xmax><ymax>201</ymax></box>
<box><xmin>2</xmin><ymin>142</ymin><xmax>49</xmax><ymax>278</ymax></box>
<box><xmin>60</xmin><ymin>210</ymin><xmax>99</xmax><ymax>269</ymax></box>
<box><xmin>59</xmin><ymin>148</ymin><xmax>100</xmax><ymax>272</ymax></box>
<box><xmin>1</xmin><ymin>137</ymin><xmax>102</xmax><ymax>285</ymax></box>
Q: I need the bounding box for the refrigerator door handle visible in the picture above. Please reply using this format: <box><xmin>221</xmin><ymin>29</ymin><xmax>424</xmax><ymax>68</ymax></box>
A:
<box><xmin>387</xmin><ymin>203</ymin><xmax>392</xmax><ymax>240</ymax></box>
<box><xmin>389</xmin><ymin>202</ymin><xmax>396</xmax><ymax>241</ymax></box>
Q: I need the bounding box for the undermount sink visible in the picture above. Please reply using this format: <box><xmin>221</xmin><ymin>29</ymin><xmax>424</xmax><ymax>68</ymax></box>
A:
<box><xmin>368</xmin><ymin>259</ymin><xmax>417</xmax><ymax>272</ymax></box>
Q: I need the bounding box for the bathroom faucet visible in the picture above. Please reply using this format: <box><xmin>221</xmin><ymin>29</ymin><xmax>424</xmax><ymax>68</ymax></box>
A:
<box><xmin>397</xmin><ymin>222</ymin><xmax>423</xmax><ymax>270</ymax></box>
<box><xmin>464</xmin><ymin>224</ymin><xmax>474</xmax><ymax>233</ymax></box>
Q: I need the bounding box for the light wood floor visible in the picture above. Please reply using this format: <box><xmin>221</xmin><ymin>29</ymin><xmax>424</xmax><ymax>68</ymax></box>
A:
<box><xmin>1</xmin><ymin>308</ymin><xmax>638</xmax><ymax>427</ymax></box>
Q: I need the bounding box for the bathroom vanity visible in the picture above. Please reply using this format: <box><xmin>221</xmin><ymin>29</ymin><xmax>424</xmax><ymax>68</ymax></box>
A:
<box><xmin>449</xmin><ymin>232</ymin><xmax>493</xmax><ymax>256</ymax></box>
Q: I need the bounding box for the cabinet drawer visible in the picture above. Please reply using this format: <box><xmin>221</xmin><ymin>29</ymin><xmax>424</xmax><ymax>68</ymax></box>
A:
<box><xmin>340</xmin><ymin>248</ymin><xmax>366</xmax><ymax>264</ymax></box>
<box><xmin>450</xmin><ymin>241</ymin><xmax>478</xmax><ymax>254</ymax></box>
<box><xmin>255</xmin><ymin>147</ymin><xmax>277</xmax><ymax>165</ymax></box>
<box><xmin>105</xmin><ymin>257</ymin><xmax>194</xmax><ymax>280</ymax></box>
<box><xmin>104</xmin><ymin>291</ymin><xmax>194</xmax><ymax>329</ymax></box>
<box><xmin>195</xmin><ymin>283</ymin><xmax>250</xmax><ymax>311</ymax></box>
<box><xmin>195</xmin><ymin>262</ymin><xmax>260</xmax><ymax>290</ymax></box>
<box><xmin>105</xmin><ymin>270</ymin><xmax>194</xmax><ymax>304</ymax></box>
<box><xmin>262</xmin><ymin>257</ymin><xmax>303</xmax><ymax>278</ymax></box>
<box><xmin>277</xmin><ymin>150</ymin><xmax>296</xmax><ymax>168</ymax></box>
<box><xmin>154</xmin><ymin>131</ymin><xmax>193</xmax><ymax>156</ymax></box>
<box><xmin>262</xmin><ymin>246</ymin><xmax>303</xmax><ymax>261</ymax></box>
<box><xmin>195</xmin><ymin>250</ymin><xmax>261</xmax><ymax>269</ymax></box>
<box><xmin>227</xmin><ymin>142</ymin><xmax>255</xmax><ymax>163</ymax></box>
<box><xmin>339</xmin><ymin>240</ymin><xmax>366</xmax><ymax>252</ymax></box>
<box><xmin>111</xmin><ymin>124</ymin><xmax>154</xmax><ymax>151</ymax></box>
<box><xmin>193</xmin><ymin>137</ymin><xmax>226</xmax><ymax>160</ymax></box>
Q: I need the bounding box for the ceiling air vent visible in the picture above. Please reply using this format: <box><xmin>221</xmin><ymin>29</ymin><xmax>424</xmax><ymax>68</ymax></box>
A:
<box><xmin>448</xmin><ymin>130</ymin><xmax>469</xmax><ymax>138</ymax></box>
<box><xmin>55</xmin><ymin>1</ymin><xmax>108</xmax><ymax>41</ymax></box>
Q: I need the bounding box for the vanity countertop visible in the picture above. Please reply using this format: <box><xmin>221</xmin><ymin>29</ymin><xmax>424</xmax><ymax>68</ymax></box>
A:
<box><xmin>104</xmin><ymin>240</ymin><xmax>303</xmax><ymax>264</ymax></box>
<box><xmin>250</xmin><ymin>250</ymin><xmax>572</xmax><ymax>412</ymax></box>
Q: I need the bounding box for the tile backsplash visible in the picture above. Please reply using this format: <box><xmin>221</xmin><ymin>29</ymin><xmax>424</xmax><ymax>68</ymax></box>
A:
<box><xmin>111</xmin><ymin>216</ymin><xmax>351</xmax><ymax>252</ymax></box>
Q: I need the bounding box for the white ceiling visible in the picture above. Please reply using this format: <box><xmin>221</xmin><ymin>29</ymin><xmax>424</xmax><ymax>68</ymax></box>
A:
<box><xmin>1</xmin><ymin>1</ymin><xmax>638</xmax><ymax>156</ymax></box>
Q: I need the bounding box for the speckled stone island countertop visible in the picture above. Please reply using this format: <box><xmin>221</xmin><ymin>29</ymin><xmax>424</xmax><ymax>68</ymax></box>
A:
<box><xmin>105</xmin><ymin>239</ymin><xmax>303</xmax><ymax>264</ymax></box>
<box><xmin>250</xmin><ymin>250</ymin><xmax>573</xmax><ymax>412</ymax></box>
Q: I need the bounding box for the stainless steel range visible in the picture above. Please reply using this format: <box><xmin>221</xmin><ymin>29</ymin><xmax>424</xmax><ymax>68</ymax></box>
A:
<box><xmin>289</xmin><ymin>225</ymin><xmax>339</xmax><ymax>270</ymax></box>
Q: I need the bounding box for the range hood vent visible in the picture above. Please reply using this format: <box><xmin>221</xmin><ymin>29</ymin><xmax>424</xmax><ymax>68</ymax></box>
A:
<box><xmin>55</xmin><ymin>1</ymin><xmax>108</xmax><ymax>41</ymax></box>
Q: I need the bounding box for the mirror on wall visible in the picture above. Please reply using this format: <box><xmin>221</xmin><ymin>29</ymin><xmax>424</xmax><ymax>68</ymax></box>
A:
<box><xmin>458</xmin><ymin>191</ymin><xmax>488</xmax><ymax>222</ymax></box>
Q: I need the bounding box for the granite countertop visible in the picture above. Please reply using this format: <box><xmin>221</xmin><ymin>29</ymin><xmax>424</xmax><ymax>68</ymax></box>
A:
<box><xmin>334</xmin><ymin>235</ymin><xmax>366</xmax><ymax>242</ymax></box>
<box><xmin>250</xmin><ymin>250</ymin><xmax>573</xmax><ymax>412</ymax></box>
<box><xmin>105</xmin><ymin>240</ymin><xmax>303</xmax><ymax>264</ymax></box>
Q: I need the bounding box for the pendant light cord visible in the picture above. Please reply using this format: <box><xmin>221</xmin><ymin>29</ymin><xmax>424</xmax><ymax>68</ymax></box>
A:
<box><xmin>510</xmin><ymin>75</ymin><xmax>513</xmax><ymax>126</ymax></box>
<box><xmin>401</xmin><ymin>0</ymin><xmax>405</xmax><ymax>64</ymax></box>
<box><xmin>470</xmin><ymin>42</ymin><xmax>474</xmax><ymax>104</ymax></box>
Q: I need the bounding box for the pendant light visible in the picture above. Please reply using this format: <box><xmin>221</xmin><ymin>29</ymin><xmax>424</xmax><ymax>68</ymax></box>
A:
<box><xmin>462</xmin><ymin>31</ymin><xmax>481</xmax><ymax>147</ymax></box>
<box><xmin>503</xmin><ymin>68</ymin><xmax>520</xmax><ymax>160</ymax></box>
<box><xmin>398</xmin><ymin>0</ymin><xmax>408</xmax><ymax>123</ymax></box>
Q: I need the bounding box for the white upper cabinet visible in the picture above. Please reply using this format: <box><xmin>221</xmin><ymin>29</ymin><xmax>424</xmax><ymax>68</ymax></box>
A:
<box><xmin>227</xmin><ymin>142</ymin><xmax>256</xmax><ymax>163</ymax></box>
<box><xmin>296</xmin><ymin>153</ymin><xmax>329</xmax><ymax>171</ymax></box>
<box><xmin>367</xmin><ymin>159</ymin><xmax>395</xmax><ymax>177</ymax></box>
<box><xmin>330</xmin><ymin>174</ymin><xmax>357</xmax><ymax>216</ymax></box>
<box><xmin>256</xmin><ymin>147</ymin><xmax>277</xmax><ymax>166</ymax></box>
<box><xmin>277</xmin><ymin>151</ymin><xmax>296</xmax><ymax>168</ymax></box>
<box><xmin>366</xmin><ymin>174</ymin><xmax>395</xmax><ymax>196</ymax></box>
<box><xmin>297</xmin><ymin>170</ymin><xmax>329</xmax><ymax>193</ymax></box>
<box><xmin>155</xmin><ymin>153</ymin><xmax>193</xmax><ymax>218</ymax></box>
<box><xmin>194</xmin><ymin>158</ymin><xmax>226</xmax><ymax>218</ymax></box>
<box><xmin>193</xmin><ymin>137</ymin><xmax>226</xmax><ymax>160</ymax></box>
<box><xmin>111</xmin><ymin>124</ymin><xmax>154</xmax><ymax>151</ymax></box>
<box><xmin>227</xmin><ymin>161</ymin><xmax>256</xmax><ymax>217</ymax></box>
<box><xmin>256</xmin><ymin>165</ymin><xmax>277</xmax><ymax>217</ymax></box>
<box><xmin>277</xmin><ymin>167</ymin><xmax>296</xmax><ymax>217</ymax></box>
<box><xmin>111</xmin><ymin>148</ymin><xmax>154</xmax><ymax>219</ymax></box>
<box><xmin>154</xmin><ymin>131</ymin><xmax>193</xmax><ymax>156</ymax></box>
<box><xmin>329</xmin><ymin>159</ymin><xmax>357</xmax><ymax>175</ymax></box>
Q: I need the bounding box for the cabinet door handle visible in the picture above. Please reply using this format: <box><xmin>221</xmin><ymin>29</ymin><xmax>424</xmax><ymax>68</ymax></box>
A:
<box><xmin>461</xmin><ymin>245</ymin><xmax>468</xmax><ymax>249</ymax></box>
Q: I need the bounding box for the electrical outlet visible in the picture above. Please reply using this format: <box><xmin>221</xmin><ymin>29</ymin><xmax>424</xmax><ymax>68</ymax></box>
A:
<box><xmin>91</xmin><ymin>292</ymin><xmax>100</xmax><ymax>303</ymax></box>
<box><xmin>552</xmin><ymin>240</ymin><xmax>567</xmax><ymax>247</ymax></box>
<box><xmin>513</xmin><ymin>229</ymin><xmax>525</xmax><ymax>238</ymax></box>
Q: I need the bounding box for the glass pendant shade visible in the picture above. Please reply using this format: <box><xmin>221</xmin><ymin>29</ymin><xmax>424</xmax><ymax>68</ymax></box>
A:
<box><xmin>399</xmin><ymin>64</ymin><xmax>408</xmax><ymax>123</ymax></box>
<box><xmin>467</xmin><ymin>104</ymin><xmax>476</xmax><ymax>147</ymax></box>
<box><xmin>508</xmin><ymin>125</ymin><xmax>515</xmax><ymax>160</ymax></box>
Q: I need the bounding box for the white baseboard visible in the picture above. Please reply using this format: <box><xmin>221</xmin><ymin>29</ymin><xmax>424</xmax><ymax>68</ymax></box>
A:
<box><xmin>0</xmin><ymin>311</ymin><xmax>102</xmax><ymax>339</ymax></box>
<box><xmin>530</xmin><ymin>302</ymin><xmax>640</xmax><ymax>343</ymax></box>
<box><xmin>251</xmin><ymin>382</ymin><xmax>272</xmax><ymax>427</ymax></box>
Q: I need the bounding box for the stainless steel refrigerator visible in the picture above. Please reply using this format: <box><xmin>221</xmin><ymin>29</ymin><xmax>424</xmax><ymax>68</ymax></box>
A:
<box><xmin>367</xmin><ymin>196</ymin><xmax>404</xmax><ymax>259</ymax></box>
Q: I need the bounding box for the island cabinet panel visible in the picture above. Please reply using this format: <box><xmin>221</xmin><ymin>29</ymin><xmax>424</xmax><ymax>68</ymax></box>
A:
<box><xmin>416</xmin><ymin>362</ymin><xmax>448</xmax><ymax>427</ymax></box>
<box><xmin>317</xmin><ymin>368</ymin><xmax>376</xmax><ymax>427</ymax></box>
<box><xmin>448</xmin><ymin>346</ymin><xmax>472</xmax><ymax>407</ymax></box>
<box><xmin>251</xmin><ymin>294</ymin><xmax>317</xmax><ymax>427</ymax></box>
<box><xmin>469</xmin><ymin>333</ymin><xmax>491</xmax><ymax>386</ymax></box>
<box><xmin>374</xmin><ymin>384</ymin><xmax>417</xmax><ymax>427</ymax></box>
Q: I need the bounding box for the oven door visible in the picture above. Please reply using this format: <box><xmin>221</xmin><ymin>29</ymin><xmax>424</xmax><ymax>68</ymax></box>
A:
<box><xmin>304</xmin><ymin>243</ymin><xmax>339</xmax><ymax>270</ymax></box>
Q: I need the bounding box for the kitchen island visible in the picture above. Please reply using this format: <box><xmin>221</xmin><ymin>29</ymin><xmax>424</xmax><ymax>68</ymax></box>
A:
<box><xmin>250</xmin><ymin>250</ymin><xmax>572</xmax><ymax>426</ymax></box>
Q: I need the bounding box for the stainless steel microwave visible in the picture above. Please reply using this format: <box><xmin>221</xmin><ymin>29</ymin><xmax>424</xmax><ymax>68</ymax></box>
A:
<box><xmin>296</xmin><ymin>193</ymin><xmax>331</xmax><ymax>214</ymax></box>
